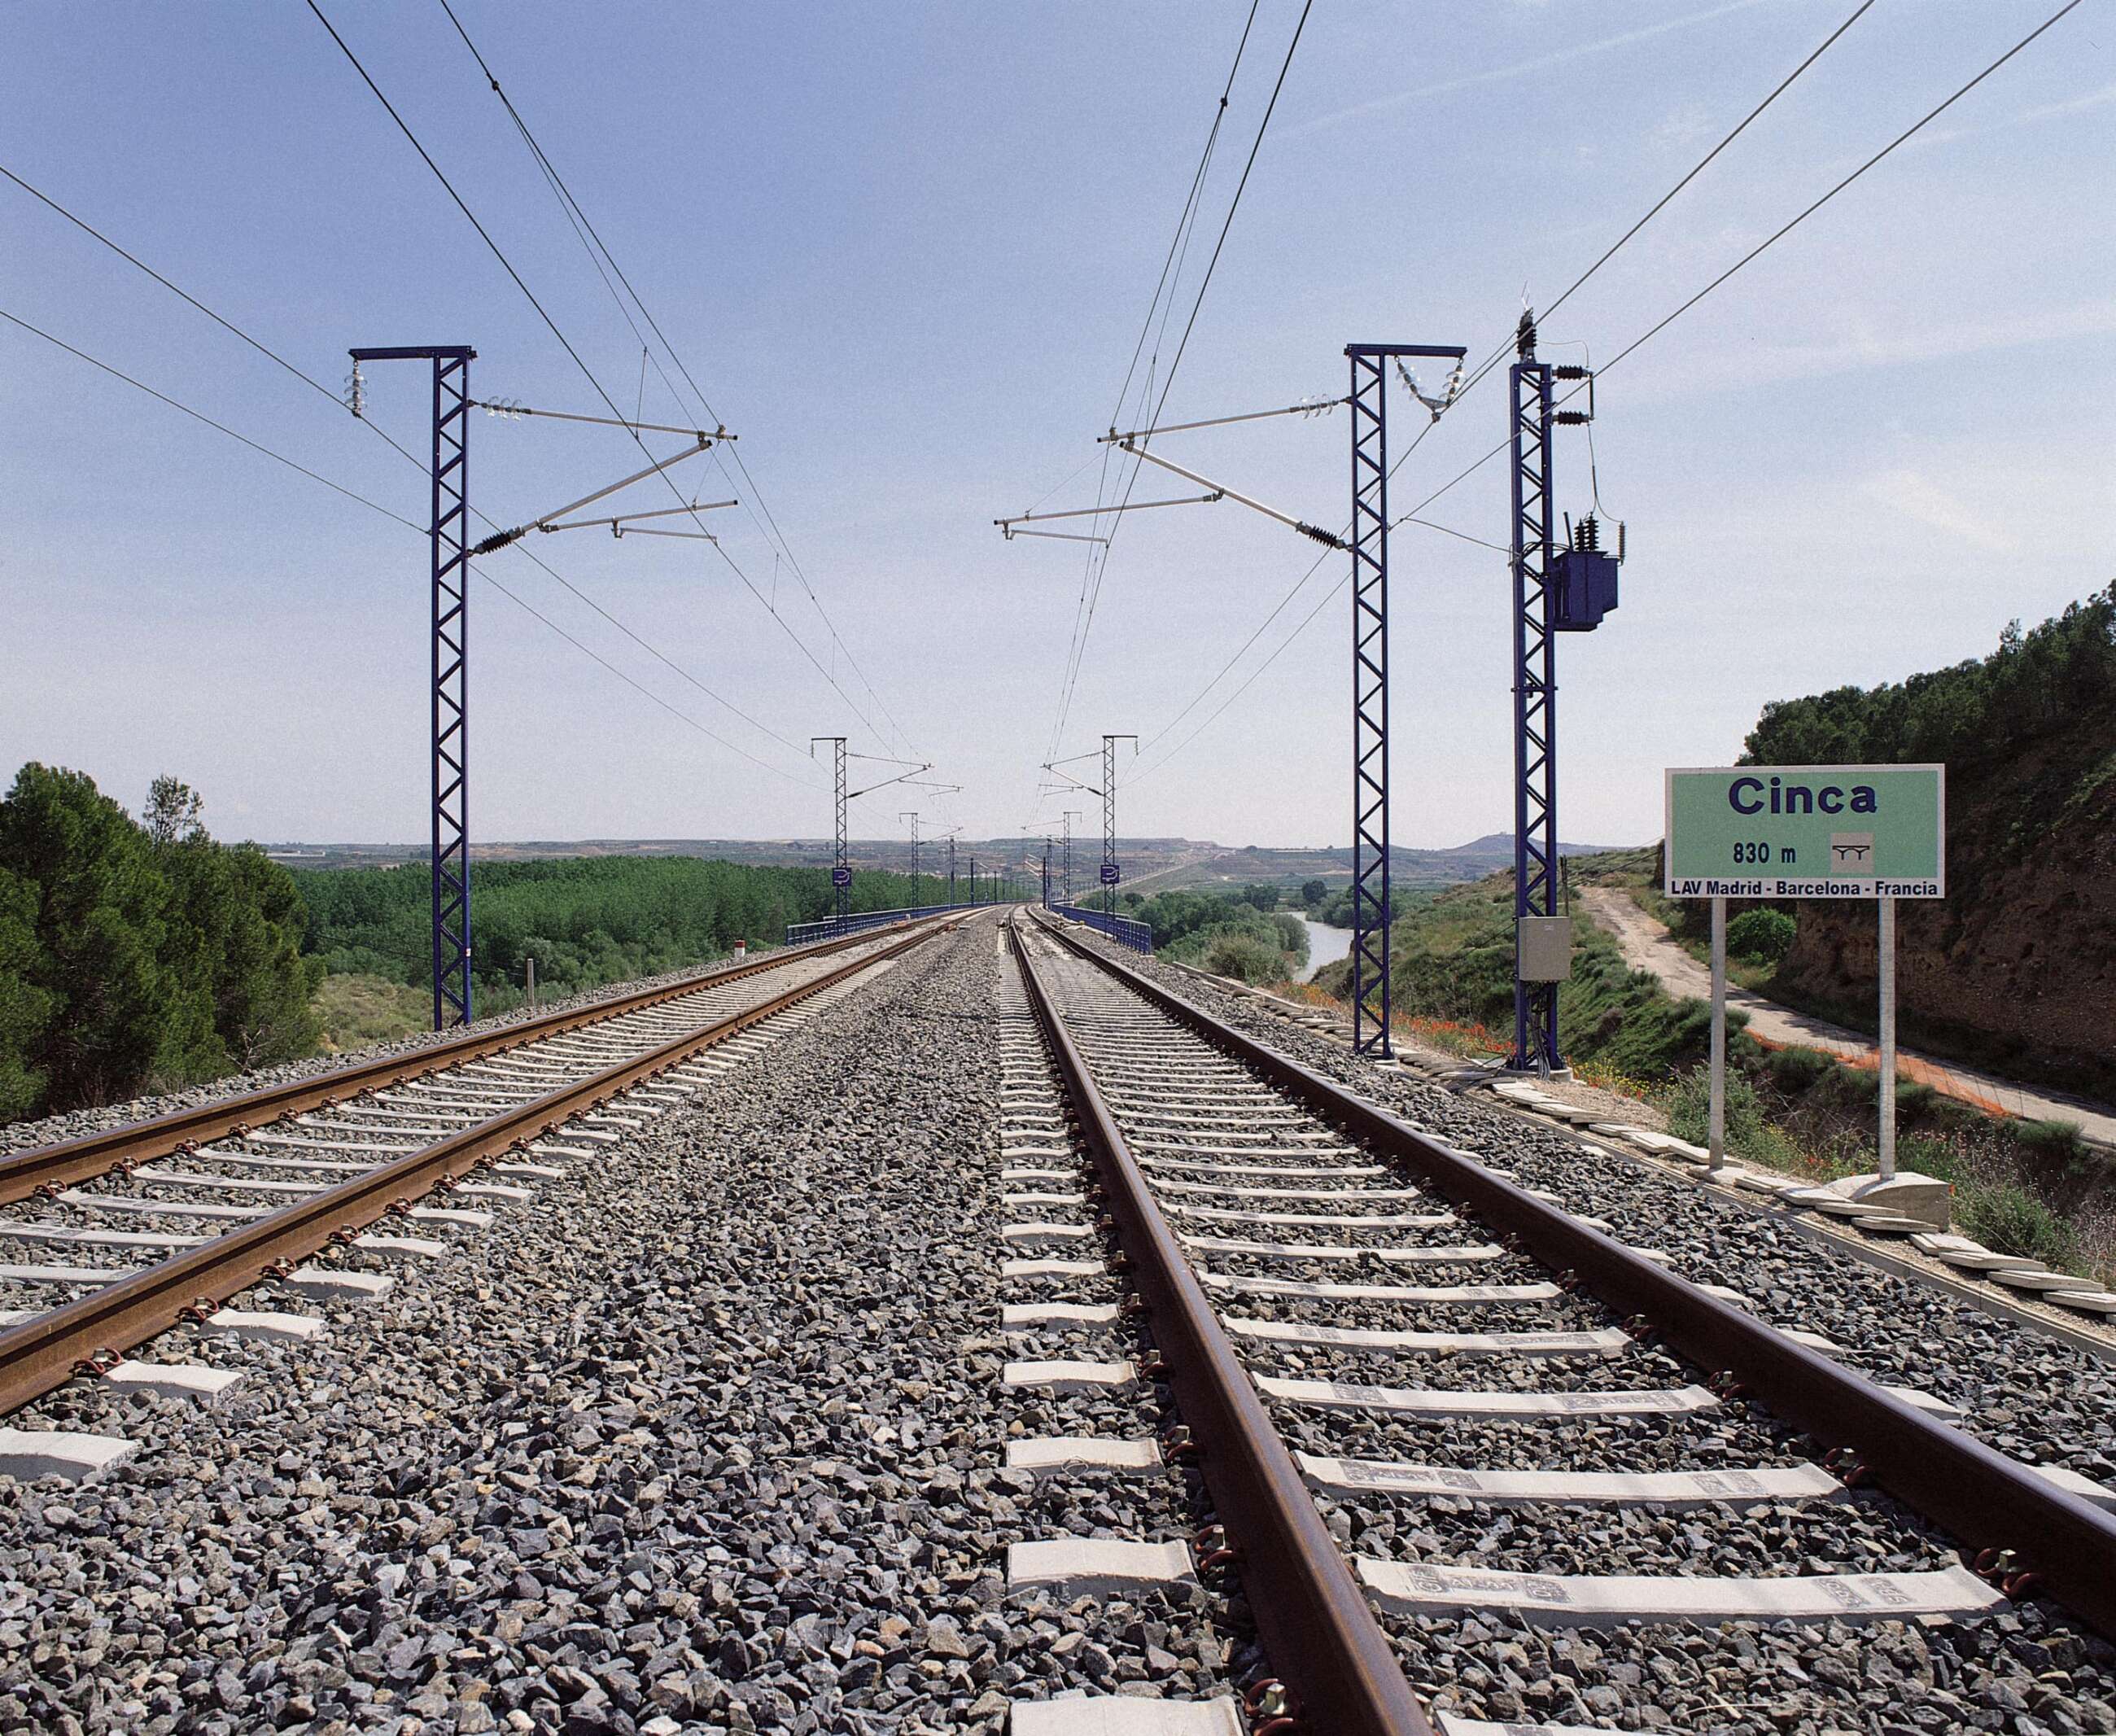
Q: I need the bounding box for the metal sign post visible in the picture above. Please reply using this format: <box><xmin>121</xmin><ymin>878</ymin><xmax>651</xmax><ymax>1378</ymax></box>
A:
<box><xmin>1879</xmin><ymin>896</ymin><xmax>1898</xmax><ymax>1181</ymax></box>
<box><xmin>1708</xmin><ymin>898</ymin><xmax>1726</xmax><ymax>1176</ymax></box>
<box><xmin>1667</xmin><ymin>763</ymin><xmax>1946</xmax><ymax>1222</ymax></box>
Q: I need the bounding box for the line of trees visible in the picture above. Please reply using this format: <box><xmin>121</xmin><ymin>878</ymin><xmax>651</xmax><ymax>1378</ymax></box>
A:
<box><xmin>1117</xmin><ymin>886</ymin><xmax>1309</xmax><ymax>983</ymax></box>
<box><xmin>1744</xmin><ymin>583</ymin><xmax>2114</xmax><ymax>767</ymax></box>
<box><xmin>295</xmin><ymin>855</ymin><xmax>947</xmax><ymax>1011</ymax></box>
<box><xmin>0</xmin><ymin>766</ymin><xmax>320</xmax><ymax>1120</ymax></box>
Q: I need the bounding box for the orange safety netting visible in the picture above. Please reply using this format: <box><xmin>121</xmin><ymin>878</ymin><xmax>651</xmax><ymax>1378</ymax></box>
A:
<box><xmin>1749</xmin><ymin>1034</ymin><xmax>2017</xmax><ymax>1120</ymax></box>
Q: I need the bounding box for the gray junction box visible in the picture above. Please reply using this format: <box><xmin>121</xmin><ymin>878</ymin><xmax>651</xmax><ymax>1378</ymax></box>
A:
<box><xmin>1516</xmin><ymin>916</ymin><xmax>1574</xmax><ymax>983</ymax></box>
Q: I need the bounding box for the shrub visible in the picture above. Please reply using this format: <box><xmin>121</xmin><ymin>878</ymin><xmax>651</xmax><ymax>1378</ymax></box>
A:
<box><xmin>1664</xmin><ymin>1065</ymin><xmax>1767</xmax><ymax>1154</ymax></box>
<box><xmin>1822</xmin><ymin>1064</ymin><xmax>1880</xmax><ymax>1106</ymax></box>
<box><xmin>1726</xmin><ymin>907</ymin><xmax>1796</xmax><ymax>964</ymax></box>
<box><xmin>1895</xmin><ymin>1132</ymin><xmax>1962</xmax><ymax>1183</ymax></box>
<box><xmin>1202</xmin><ymin>932</ymin><xmax>1285</xmax><ymax>985</ymax></box>
<box><xmin>2009</xmin><ymin>1118</ymin><xmax>2087</xmax><ymax>1164</ymax></box>
<box><xmin>1766</xmin><ymin>1046</ymin><xmax>1837</xmax><ymax>1094</ymax></box>
<box><xmin>1960</xmin><ymin>1183</ymin><xmax>2081</xmax><ymax>1273</ymax></box>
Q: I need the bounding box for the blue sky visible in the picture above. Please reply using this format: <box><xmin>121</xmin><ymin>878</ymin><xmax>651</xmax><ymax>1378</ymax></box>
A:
<box><xmin>4</xmin><ymin>1</ymin><xmax>2110</xmax><ymax>855</ymax></box>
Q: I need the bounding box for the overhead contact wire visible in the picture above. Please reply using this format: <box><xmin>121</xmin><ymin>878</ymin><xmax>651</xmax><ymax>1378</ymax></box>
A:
<box><xmin>0</xmin><ymin>307</ymin><xmax>818</xmax><ymax>787</ymax></box>
<box><xmin>433</xmin><ymin>0</ymin><xmax>917</xmax><ymax>757</ymax></box>
<box><xmin>1046</xmin><ymin>0</ymin><xmax>1302</xmax><ymax>781</ymax></box>
<box><xmin>1</xmin><ymin>164</ymin><xmax>819</xmax><ymax>767</ymax></box>
<box><xmin>1132</xmin><ymin>0</ymin><xmax>2037</xmax><ymax>777</ymax></box>
<box><xmin>308</xmin><ymin>0</ymin><xmax>897</xmax><ymax>750</ymax></box>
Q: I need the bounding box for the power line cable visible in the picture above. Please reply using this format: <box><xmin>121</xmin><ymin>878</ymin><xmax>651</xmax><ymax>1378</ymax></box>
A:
<box><xmin>1397</xmin><ymin>0</ymin><xmax>2091</xmax><ymax>529</ymax></box>
<box><xmin>1598</xmin><ymin>0</ymin><xmax>2085</xmax><ymax>374</ymax></box>
<box><xmin>1135</xmin><ymin>570</ymin><xmax>1348</xmax><ymax>785</ymax></box>
<box><xmin>1541</xmin><ymin>2</ymin><xmax>1877</xmax><ymax>335</ymax></box>
<box><xmin>1386</xmin><ymin>0</ymin><xmax>1881</xmax><ymax>494</ymax></box>
<box><xmin>0</xmin><ymin>161</ymin><xmax>817</xmax><ymax>764</ymax></box>
<box><xmin>1128</xmin><ymin>0</ymin><xmax>2084</xmax><ymax>781</ymax></box>
<box><xmin>431</xmin><ymin>0</ymin><xmax>918</xmax><ymax>757</ymax></box>
<box><xmin>1123</xmin><ymin>0</ymin><xmax>1986</xmax><ymax>776</ymax></box>
<box><xmin>1</xmin><ymin>304</ymin><xmax>820</xmax><ymax>786</ymax></box>
<box><xmin>1045</xmin><ymin>0</ymin><xmax>1311</xmax><ymax>772</ymax></box>
<box><xmin>1043</xmin><ymin>5</ymin><xmax>1256</xmax><ymax>767</ymax></box>
<box><xmin>1059</xmin><ymin>1</ymin><xmax>1313</xmax><ymax>748</ymax></box>
<box><xmin>1139</xmin><ymin>544</ymin><xmax>1333</xmax><ymax>752</ymax></box>
<box><xmin>1</xmin><ymin>306</ymin><xmax>420</xmax><ymax>531</ymax></box>
<box><xmin>306</xmin><ymin>0</ymin><xmax>897</xmax><ymax>749</ymax></box>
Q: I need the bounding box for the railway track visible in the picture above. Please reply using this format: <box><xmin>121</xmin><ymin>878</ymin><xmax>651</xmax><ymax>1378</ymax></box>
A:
<box><xmin>2</xmin><ymin>912</ymin><xmax>2112</xmax><ymax>1734</ymax></box>
<box><xmin>1006</xmin><ymin>911</ymin><xmax>2116</xmax><ymax>1734</ymax></box>
<box><xmin>0</xmin><ymin>913</ymin><xmax>954</xmax><ymax>1467</ymax></box>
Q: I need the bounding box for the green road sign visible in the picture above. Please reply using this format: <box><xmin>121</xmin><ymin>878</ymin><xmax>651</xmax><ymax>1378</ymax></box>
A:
<box><xmin>1664</xmin><ymin>765</ymin><xmax>1944</xmax><ymax>899</ymax></box>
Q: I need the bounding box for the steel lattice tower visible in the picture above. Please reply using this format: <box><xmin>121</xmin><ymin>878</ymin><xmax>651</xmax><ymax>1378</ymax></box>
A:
<box><xmin>1060</xmin><ymin>811</ymin><xmax>1078</xmax><ymax>904</ymax></box>
<box><xmin>350</xmin><ymin>344</ymin><xmax>476</xmax><ymax>1030</ymax></box>
<box><xmin>1509</xmin><ymin>321</ymin><xmax>1563</xmax><ymax>1072</ymax></box>
<box><xmin>1101</xmin><ymin>733</ymin><xmax>1135</xmax><ymax>917</ymax></box>
<box><xmin>1346</xmin><ymin>348</ymin><xmax>1392</xmax><ymax>1055</ymax></box>
<box><xmin>1343</xmin><ymin>343</ymin><xmax>1466</xmax><ymax>1056</ymax></box>
<box><xmin>815</xmin><ymin>737</ymin><xmax>850</xmax><ymax>920</ymax></box>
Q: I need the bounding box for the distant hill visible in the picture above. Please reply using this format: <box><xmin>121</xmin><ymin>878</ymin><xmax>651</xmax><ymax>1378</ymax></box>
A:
<box><xmin>261</xmin><ymin>831</ymin><xmax>1632</xmax><ymax>891</ymax></box>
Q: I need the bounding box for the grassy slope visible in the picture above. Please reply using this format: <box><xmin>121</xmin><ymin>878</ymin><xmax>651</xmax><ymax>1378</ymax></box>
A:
<box><xmin>310</xmin><ymin>973</ymin><xmax>428</xmax><ymax>1052</ymax></box>
<box><xmin>1314</xmin><ymin>864</ymin><xmax>1720</xmax><ymax>1086</ymax></box>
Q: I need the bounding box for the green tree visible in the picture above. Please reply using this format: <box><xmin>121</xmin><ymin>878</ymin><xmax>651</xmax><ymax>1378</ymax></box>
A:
<box><xmin>0</xmin><ymin>765</ymin><xmax>329</xmax><ymax>1122</ymax></box>
<box><xmin>0</xmin><ymin>764</ymin><xmax>177</xmax><ymax>1107</ymax></box>
<box><xmin>1725</xmin><ymin>907</ymin><xmax>1796</xmax><ymax>964</ymax></box>
<box><xmin>0</xmin><ymin>868</ymin><xmax>54</xmax><ymax>1119</ymax></box>
<box><xmin>155</xmin><ymin>820</ymin><xmax>320</xmax><ymax>1070</ymax></box>
<box><xmin>143</xmin><ymin>775</ymin><xmax>205</xmax><ymax>846</ymax></box>
<box><xmin>1301</xmin><ymin>879</ymin><xmax>1328</xmax><ymax>907</ymax></box>
<box><xmin>1204</xmin><ymin>931</ymin><xmax>1285</xmax><ymax>984</ymax></box>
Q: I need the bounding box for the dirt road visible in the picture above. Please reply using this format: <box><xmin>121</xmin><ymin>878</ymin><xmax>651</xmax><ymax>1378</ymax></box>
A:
<box><xmin>1578</xmin><ymin>886</ymin><xmax>2116</xmax><ymax>1148</ymax></box>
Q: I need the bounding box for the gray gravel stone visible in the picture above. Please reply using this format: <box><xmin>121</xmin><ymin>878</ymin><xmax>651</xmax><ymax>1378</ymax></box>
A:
<box><xmin>1043</xmin><ymin>924</ymin><xmax>2116</xmax><ymax>1735</ymax></box>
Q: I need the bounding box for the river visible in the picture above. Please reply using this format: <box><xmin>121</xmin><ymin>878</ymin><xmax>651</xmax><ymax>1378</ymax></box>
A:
<box><xmin>1297</xmin><ymin>916</ymin><xmax>1353</xmax><ymax>982</ymax></box>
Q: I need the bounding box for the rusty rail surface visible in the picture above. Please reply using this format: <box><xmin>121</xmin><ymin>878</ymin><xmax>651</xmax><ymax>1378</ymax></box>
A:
<box><xmin>0</xmin><ymin>919</ymin><xmax>955</xmax><ymax>1419</ymax></box>
<box><xmin>0</xmin><ymin>916</ymin><xmax>942</xmax><ymax>1207</ymax></box>
<box><xmin>1011</xmin><ymin>923</ymin><xmax>1437</xmax><ymax>1736</ymax></box>
<box><xmin>1034</xmin><ymin>910</ymin><xmax>2116</xmax><ymax>1642</ymax></box>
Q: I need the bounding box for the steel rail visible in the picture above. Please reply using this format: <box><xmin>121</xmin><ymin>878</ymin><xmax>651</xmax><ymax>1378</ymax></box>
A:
<box><xmin>0</xmin><ymin>919</ymin><xmax>954</xmax><ymax>1419</ymax></box>
<box><xmin>1010</xmin><ymin>923</ymin><xmax>1436</xmax><ymax>1736</ymax></box>
<box><xmin>0</xmin><ymin>916</ymin><xmax>938</xmax><ymax>1207</ymax></box>
<box><xmin>1033</xmin><ymin>911</ymin><xmax>2116</xmax><ymax>1642</ymax></box>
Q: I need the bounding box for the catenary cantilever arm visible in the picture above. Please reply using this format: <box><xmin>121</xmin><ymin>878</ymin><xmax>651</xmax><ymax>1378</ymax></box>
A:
<box><xmin>1113</xmin><ymin>440</ymin><xmax>1346</xmax><ymax>549</ymax></box>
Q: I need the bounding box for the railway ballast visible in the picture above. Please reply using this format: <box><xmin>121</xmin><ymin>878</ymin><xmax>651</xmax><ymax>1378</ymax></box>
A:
<box><xmin>0</xmin><ymin>912</ymin><xmax>2109</xmax><ymax>1736</ymax></box>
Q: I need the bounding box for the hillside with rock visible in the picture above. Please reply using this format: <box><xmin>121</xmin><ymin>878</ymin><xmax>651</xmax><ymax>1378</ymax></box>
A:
<box><xmin>1738</xmin><ymin>586</ymin><xmax>2116</xmax><ymax>1100</ymax></box>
